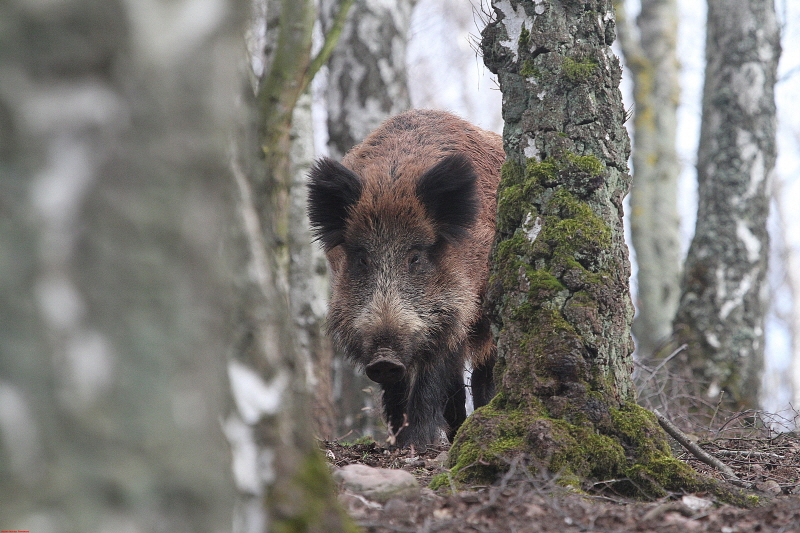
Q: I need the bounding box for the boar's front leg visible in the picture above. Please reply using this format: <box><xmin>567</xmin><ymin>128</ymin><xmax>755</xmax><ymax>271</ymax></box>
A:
<box><xmin>382</xmin><ymin>354</ymin><xmax>466</xmax><ymax>449</ymax></box>
<box><xmin>443</xmin><ymin>372</ymin><xmax>467</xmax><ymax>442</ymax></box>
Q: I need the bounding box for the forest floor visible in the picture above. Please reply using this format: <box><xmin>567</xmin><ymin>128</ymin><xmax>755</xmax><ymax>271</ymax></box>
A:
<box><xmin>323</xmin><ymin>419</ymin><xmax>800</xmax><ymax>532</ymax></box>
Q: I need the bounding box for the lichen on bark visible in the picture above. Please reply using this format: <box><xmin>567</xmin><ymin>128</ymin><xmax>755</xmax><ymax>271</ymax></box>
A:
<box><xmin>669</xmin><ymin>0</ymin><xmax>779</xmax><ymax>413</ymax></box>
<box><xmin>445</xmin><ymin>0</ymin><xmax>735</xmax><ymax>499</ymax></box>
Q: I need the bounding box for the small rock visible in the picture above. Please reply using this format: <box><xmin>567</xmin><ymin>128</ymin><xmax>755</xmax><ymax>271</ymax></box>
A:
<box><xmin>432</xmin><ymin>451</ymin><xmax>449</xmax><ymax>467</ymax></box>
<box><xmin>681</xmin><ymin>494</ymin><xmax>713</xmax><ymax>512</ymax></box>
<box><xmin>755</xmin><ymin>479</ymin><xmax>782</xmax><ymax>495</ymax></box>
<box><xmin>333</xmin><ymin>464</ymin><xmax>420</xmax><ymax>503</ymax></box>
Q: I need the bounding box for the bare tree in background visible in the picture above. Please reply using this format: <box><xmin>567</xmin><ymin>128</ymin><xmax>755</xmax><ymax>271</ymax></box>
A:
<box><xmin>671</xmin><ymin>0</ymin><xmax>780</xmax><ymax>414</ymax></box>
<box><xmin>0</xmin><ymin>0</ymin><xmax>243</xmax><ymax>530</ymax></box>
<box><xmin>614</xmin><ymin>0</ymin><xmax>682</xmax><ymax>359</ymax></box>
<box><xmin>225</xmin><ymin>0</ymin><xmax>357</xmax><ymax>531</ymax></box>
<box><xmin>320</xmin><ymin>0</ymin><xmax>417</xmax><ymax>440</ymax></box>
<box><xmin>321</xmin><ymin>0</ymin><xmax>417</xmax><ymax>161</ymax></box>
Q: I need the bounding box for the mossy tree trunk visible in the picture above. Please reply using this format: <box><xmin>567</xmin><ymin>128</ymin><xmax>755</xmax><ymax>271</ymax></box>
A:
<box><xmin>670</xmin><ymin>0</ymin><xmax>780</xmax><ymax>414</ymax></box>
<box><xmin>614</xmin><ymin>0</ymin><xmax>682</xmax><ymax>360</ymax></box>
<box><xmin>446</xmin><ymin>0</ymin><xmax>699</xmax><ymax>496</ymax></box>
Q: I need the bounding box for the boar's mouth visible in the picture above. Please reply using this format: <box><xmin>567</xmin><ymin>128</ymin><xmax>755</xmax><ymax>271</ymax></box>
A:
<box><xmin>364</xmin><ymin>349</ymin><xmax>406</xmax><ymax>384</ymax></box>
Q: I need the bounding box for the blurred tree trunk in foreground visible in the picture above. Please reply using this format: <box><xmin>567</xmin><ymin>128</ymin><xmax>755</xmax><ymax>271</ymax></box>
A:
<box><xmin>0</xmin><ymin>0</ymin><xmax>356</xmax><ymax>531</ymax></box>
<box><xmin>447</xmin><ymin>0</ymin><xmax>706</xmax><ymax>496</ymax></box>
<box><xmin>225</xmin><ymin>0</ymin><xmax>355</xmax><ymax>531</ymax></box>
<box><xmin>671</xmin><ymin>0</ymin><xmax>780</xmax><ymax>414</ymax></box>
<box><xmin>0</xmin><ymin>0</ymin><xmax>242</xmax><ymax>530</ymax></box>
<box><xmin>321</xmin><ymin>0</ymin><xmax>416</xmax><ymax>440</ymax></box>
<box><xmin>614</xmin><ymin>0</ymin><xmax>682</xmax><ymax>359</ymax></box>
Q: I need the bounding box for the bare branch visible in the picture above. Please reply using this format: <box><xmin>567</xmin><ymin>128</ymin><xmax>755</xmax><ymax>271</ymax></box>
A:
<box><xmin>654</xmin><ymin>409</ymin><xmax>748</xmax><ymax>486</ymax></box>
<box><xmin>307</xmin><ymin>0</ymin><xmax>355</xmax><ymax>84</ymax></box>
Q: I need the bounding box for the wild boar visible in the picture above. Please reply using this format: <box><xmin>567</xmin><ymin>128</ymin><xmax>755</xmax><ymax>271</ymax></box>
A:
<box><xmin>307</xmin><ymin>109</ymin><xmax>504</xmax><ymax>448</ymax></box>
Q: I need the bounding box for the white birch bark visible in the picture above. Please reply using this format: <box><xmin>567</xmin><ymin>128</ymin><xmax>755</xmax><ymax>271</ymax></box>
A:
<box><xmin>289</xmin><ymin>89</ymin><xmax>336</xmax><ymax>438</ymax></box>
<box><xmin>673</xmin><ymin>0</ymin><xmax>780</xmax><ymax>410</ymax></box>
<box><xmin>0</xmin><ymin>0</ymin><xmax>243</xmax><ymax>530</ymax></box>
<box><xmin>321</xmin><ymin>0</ymin><xmax>417</xmax><ymax>160</ymax></box>
<box><xmin>615</xmin><ymin>0</ymin><xmax>682</xmax><ymax>359</ymax></box>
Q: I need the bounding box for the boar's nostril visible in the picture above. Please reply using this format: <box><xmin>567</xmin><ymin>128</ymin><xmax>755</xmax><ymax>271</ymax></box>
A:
<box><xmin>365</xmin><ymin>357</ymin><xmax>406</xmax><ymax>384</ymax></box>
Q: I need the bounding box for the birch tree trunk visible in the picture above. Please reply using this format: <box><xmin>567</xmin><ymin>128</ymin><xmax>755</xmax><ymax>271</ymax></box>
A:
<box><xmin>614</xmin><ymin>0</ymin><xmax>682</xmax><ymax>359</ymax></box>
<box><xmin>671</xmin><ymin>0</ymin><xmax>780</xmax><ymax>413</ymax></box>
<box><xmin>288</xmin><ymin>89</ymin><xmax>337</xmax><ymax>439</ymax></box>
<box><xmin>321</xmin><ymin>0</ymin><xmax>417</xmax><ymax>160</ymax></box>
<box><xmin>446</xmin><ymin>0</ymin><xmax>720</xmax><ymax>497</ymax></box>
<box><xmin>0</xmin><ymin>0</ymin><xmax>243</xmax><ymax>530</ymax></box>
<box><xmin>224</xmin><ymin>0</ymin><xmax>356</xmax><ymax>531</ymax></box>
<box><xmin>321</xmin><ymin>0</ymin><xmax>416</xmax><ymax>440</ymax></box>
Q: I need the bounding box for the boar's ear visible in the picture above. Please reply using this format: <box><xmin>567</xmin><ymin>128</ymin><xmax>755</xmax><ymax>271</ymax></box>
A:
<box><xmin>415</xmin><ymin>153</ymin><xmax>479</xmax><ymax>242</ymax></box>
<box><xmin>307</xmin><ymin>158</ymin><xmax>363</xmax><ymax>251</ymax></box>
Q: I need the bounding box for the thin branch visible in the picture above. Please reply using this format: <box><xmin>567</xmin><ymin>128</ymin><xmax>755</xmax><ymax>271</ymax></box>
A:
<box><xmin>641</xmin><ymin>343</ymin><xmax>687</xmax><ymax>385</ymax></box>
<box><xmin>654</xmin><ymin>409</ymin><xmax>749</xmax><ymax>487</ymax></box>
<box><xmin>713</xmin><ymin>450</ymin><xmax>785</xmax><ymax>460</ymax></box>
<box><xmin>306</xmin><ymin>0</ymin><xmax>355</xmax><ymax>84</ymax></box>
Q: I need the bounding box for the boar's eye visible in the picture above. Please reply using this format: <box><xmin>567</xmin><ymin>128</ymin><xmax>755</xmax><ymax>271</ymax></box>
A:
<box><xmin>407</xmin><ymin>249</ymin><xmax>428</xmax><ymax>274</ymax></box>
<box><xmin>350</xmin><ymin>249</ymin><xmax>369</xmax><ymax>270</ymax></box>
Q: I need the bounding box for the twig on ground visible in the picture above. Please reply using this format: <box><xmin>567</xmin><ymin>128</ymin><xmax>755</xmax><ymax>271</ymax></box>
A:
<box><xmin>713</xmin><ymin>449</ymin><xmax>786</xmax><ymax>460</ymax></box>
<box><xmin>654</xmin><ymin>409</ymin><xmax>751</xmax><ymax>488</ymax></box>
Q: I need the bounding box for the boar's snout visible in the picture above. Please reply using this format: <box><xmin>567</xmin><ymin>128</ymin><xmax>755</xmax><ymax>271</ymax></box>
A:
<box><xmin>365</xmin><ymin>350</ymin><xmax>406</xmax><ymax>384</ymax></box>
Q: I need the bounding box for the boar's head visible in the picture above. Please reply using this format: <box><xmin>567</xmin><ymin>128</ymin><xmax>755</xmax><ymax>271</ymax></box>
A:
<box><xmin>308</xmin><ymin>154</ymin><xmax>480</xmax><ymax>385</ymax></box>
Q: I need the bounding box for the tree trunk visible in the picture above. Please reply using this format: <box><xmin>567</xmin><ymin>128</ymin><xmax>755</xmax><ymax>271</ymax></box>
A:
<box><xmin>321</xmin><ymin>0</ymin><xmax>417</xmax><ymax>441</ymax></box>
<box><xmin>288</xmin><ymin>89</ymin><xmax>337</xmax><ymax>440</ymax></box>
<box><xmin>671</xmin><ymin>0</ymin><xmax>780</xmax><ymax>414</ymax></box>
<box><xmin>321</xmin><ymin>0</ymin><xmax>417</xmax><ymax>160</ymax></box>
<box><xmin>614</xmin><ymin>0</ymin><xmax>682</xmax><ymax>359</ymax></box>
<box><xmin>0</xmin><ymin>0</ymin><xmax>242</xmax><ymax>530</ymax></box>
<box><xmin>224</xmin><ymin>1</ymin><xmax>356</xmax><ymax>531</ymax></box>
<box><xmin>445</xmin><ymin>0</ymin><xmax>709</xmax><ymax>497</ymax></box>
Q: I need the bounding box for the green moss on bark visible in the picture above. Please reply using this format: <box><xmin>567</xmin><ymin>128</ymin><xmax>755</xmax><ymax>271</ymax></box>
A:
<box><xmin>562</xmin><ymin>57</ymin><xmax>598</xmax><ymax>82</ymax></box>
<box><xmin>448</xmin><ymin>399</ymin><xmax>753</xmax><ymax>502</ymax></box>
<box><xmin>273</xmin><ymin>450</ymin><xmax>359</xmax><ymax>533</ymax></box>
